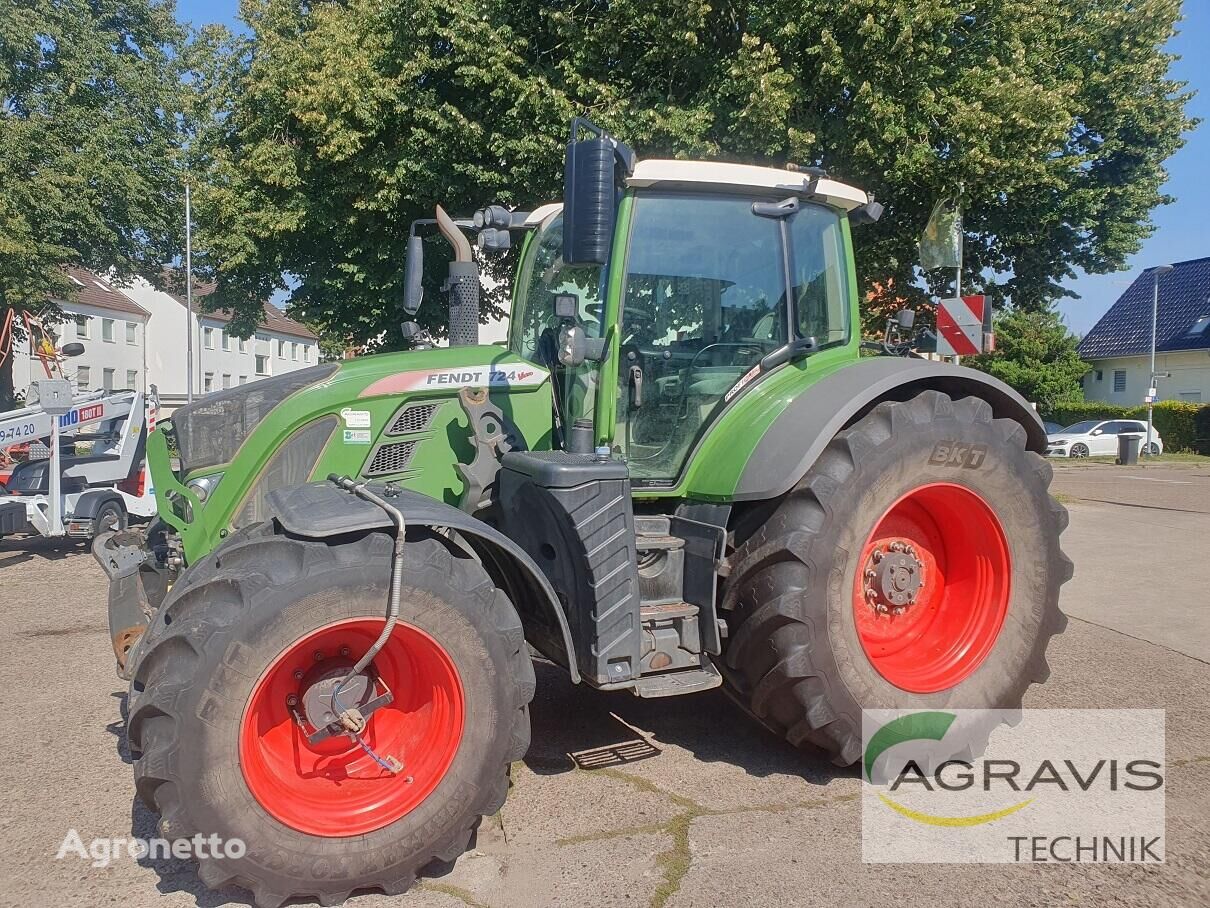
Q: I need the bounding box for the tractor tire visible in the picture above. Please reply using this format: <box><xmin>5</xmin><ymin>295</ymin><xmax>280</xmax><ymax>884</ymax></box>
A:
<box><xmin>718</xmin><ymin>390</ymin><xmax>1071</xmax><ymax>766</ymax></box>
<box><xmin>126</xmin><ymin>526</ymin><xmax>534</xmax><ymax>908</ymax></box>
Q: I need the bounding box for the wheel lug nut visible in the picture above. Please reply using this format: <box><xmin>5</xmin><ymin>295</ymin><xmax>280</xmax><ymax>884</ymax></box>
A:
<box><xmin>285</xmin><ymin>694</ymin><xmax>298</xmax><ymax>707</ymax></box>
<box><xmin>872</xmin><ymin>550</ymin><xmax>883</xmax><ymax>563</ymax></box>
<box><xmin>865</xmin><ymin>569</ymin><xmax>877</xmax><ymax>582</ymax></box>
<box><xmin>293</xmin><ymin>669</ymin><xmax>304</xmax><ymax>681</ymax></box>
<box><xmin>339</xmin><ymin>646</ymin><xmax>350</xmax><ymax>658</ymax></box>
<box><xmin>314</xmin><ymin>651</ymin><xmax>325</xmax><ymax>662</ymax></box>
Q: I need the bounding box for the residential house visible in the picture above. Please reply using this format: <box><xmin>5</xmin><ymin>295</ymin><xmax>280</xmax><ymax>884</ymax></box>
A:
<box><xmin>10</xmin><ymin>267</ymin><xmax>150</xmax><ymax>397</ymax></box>
<box><xmin>1078</xmin><ymin>256</ymin><xmax>1210</xmax><ymax>405</ymax></box>
<box><xmin>120</xmin><ymin>275</ymin><xmax>320</xmax><ymax>411</ymax></box>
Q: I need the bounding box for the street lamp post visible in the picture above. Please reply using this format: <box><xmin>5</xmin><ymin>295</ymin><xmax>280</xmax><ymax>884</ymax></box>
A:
<box><xmin>1147</xmin><ymin>264</ymin><xmax>1174</xmax><ymax>456</ymax></box>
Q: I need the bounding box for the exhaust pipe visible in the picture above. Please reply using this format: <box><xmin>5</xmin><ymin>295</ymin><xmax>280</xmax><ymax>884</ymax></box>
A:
<box><xmin>436</xmin><ymin>205</ymin><xmax>479</xmax><ymax>346</ymax></box>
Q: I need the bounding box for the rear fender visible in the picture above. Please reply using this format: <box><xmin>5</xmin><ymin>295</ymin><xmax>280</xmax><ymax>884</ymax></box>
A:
<box><xmin>736</xmin><ymin>358</ymin><xmax>1046</xmax><ymax>501</ymax></box>
<box><xmin>266</xmin><ymin>483</ymin><xmax>581</xmax><ymax>683</ymax></box>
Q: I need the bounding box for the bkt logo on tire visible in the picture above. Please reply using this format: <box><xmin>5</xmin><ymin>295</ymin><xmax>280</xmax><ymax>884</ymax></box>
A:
<box><xmin>928</xmin><ymin>441</ymin><xmax>989</xmax><ymax>469</ymax></box>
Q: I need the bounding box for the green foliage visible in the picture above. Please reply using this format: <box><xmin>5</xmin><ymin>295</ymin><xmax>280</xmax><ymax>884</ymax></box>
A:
<box><xmin>188</xmin><ymin>0</ymin><xmax>1195</xmax><ymax>349</ymax></box>
<box><xmin>1042</xmin><ymin>399</ymin><xmax>1204</xmax><ymax>453</ymax></box>
<box><xmin>964</xmin><ymin>307</ymin><xmax>1088</xmax><ymax>411</ymax></box>
<box><xmin>0</xmin><ymin>0</ymin><xmax>187</xmax><ymax>407</ymax></box>
<box><xmin>1194</xmin><ymin>404</ymin><xmax>1210</xmax><ymax>450</ymax></box>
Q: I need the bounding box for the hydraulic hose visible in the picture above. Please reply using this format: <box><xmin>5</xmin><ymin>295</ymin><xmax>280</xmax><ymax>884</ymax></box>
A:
<box><xmin>327</xmin><ymin>474</ymin><xmax>406</xmax><ymax>739</ymax></box>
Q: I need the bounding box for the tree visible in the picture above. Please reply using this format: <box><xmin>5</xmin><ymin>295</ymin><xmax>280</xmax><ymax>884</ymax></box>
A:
<box><xmin>0</xmin><ymin>0</ymin><xmax>187</xmax><ymax>409</ymax></box>
<box><xmin>190</xmin><ymin>0</ymin><xmax>1195</xmax><ymax>348</ymax></box>
<box><xmin>964</xmin><ymin>307</ymin><xmax>1089</xmax><ymax>410</ymax></box>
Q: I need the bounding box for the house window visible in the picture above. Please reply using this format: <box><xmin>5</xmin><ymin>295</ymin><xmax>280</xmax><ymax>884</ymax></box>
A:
<box><xmin>1113</xmin><ymin>370</ymin><xmax>1127</xmax><ymax>393</ymax></box>
<box><xmin>126</xmin><ymin>321</ymin><xmax>137</xmax><ymax>344</ymax></box>
<box><xmin>74</xmin><ymin>315</ymin><xmax>90</xmax><ymax>339</ymax></box>
<box><xmin>239</xmin><ymin>337</ymin><xmax>248</xmax><ymax>354</ymax></box>
<box><xmin>304</xmin><ymin>345</ymin><xmax>311</xmax><ymax>363</ymax></box>
<box><xmin>76</xmin><ymin>366</ymin><xmax>90</xmax><ymax>391</ymax></box>
<box><xmin>222</xmin><ymin>373</ymin><xmax>232</xmax><ymax>389</ymax></box>
<box><xmin>1179</xmin><ymin>391</ymin><xmax>1202</xmax><ymax>402</ymax></box>
<box><xmin>255</xmin><ymin>354</ymin><xmax>269</xmax><ymax>376</ymax></box>
<box><xmin>101</xmin><ymin>318</ymin><xmax>115</xmax><ymax>343</ymax></box>
<box><xmin>103</xmin><ymin>368</ymin><xmax>115</xmax><ymax>391</ymax></box>
<box><xmin>238</xmin><ymin>375</ymin><xmax>248</xmax><ymax>385</ymax></box>
<box><xmin>1095</xmin><ymin>370</ymin><xmax>1103</xmax><ymax>382</ymax></box>
<box><xmin>291</xmin><ymin>342</ymin><xmax>299</xmax><ymax>361</ymax></box>
<box><xmin>204</xmin><ymin>326</ymin><xmax>215</xmax><ymax>349</ymax></box>
<box><xmin>126</xmin><ymin>369</ymin><xmax>138</xmax><ymax>390</ymax></box>
<box><xmin>277</xmin><ymin>339</ymin><xmax>286</xmax><ymax>358</ymax></box>
<box><xmin>221</xmin><ymin>330</ymin><xmax>231</xmax><ymax>351</ymax></box>
<box><xmin>204</xmin><ymin>371</ymin><xmax>214</xmax><ymax>393</ymax></box>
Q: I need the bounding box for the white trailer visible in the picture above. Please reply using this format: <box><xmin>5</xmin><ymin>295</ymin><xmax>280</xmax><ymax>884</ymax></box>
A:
<box><xmin>0</xmin><ymin>380</ymin><xmax>157</xmax><ymax>540</ymax></box>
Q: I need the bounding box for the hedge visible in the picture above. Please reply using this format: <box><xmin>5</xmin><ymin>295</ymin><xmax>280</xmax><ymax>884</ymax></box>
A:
<box><xmin>1039</xmin><ymin>400</ymin><xmax>1206</xmax><ymax>453</ymax></box>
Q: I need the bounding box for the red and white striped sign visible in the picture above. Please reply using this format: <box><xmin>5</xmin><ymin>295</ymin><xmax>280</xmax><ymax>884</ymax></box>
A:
<box><xmin>936</xmin><ymin>295</ymin><xmax>986</xmax><ymax>357</ymax></box>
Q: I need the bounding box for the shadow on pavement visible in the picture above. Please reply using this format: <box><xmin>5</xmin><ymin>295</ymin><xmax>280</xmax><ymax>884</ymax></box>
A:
<box><xmin>0</xmin><ymin>534</ymin><xmax>87</xmax><ymax>566</ymax></box>
<box><xmin>524</xmin><ymin>659</ymin><xmax>852</xmax><ymax>787</ymax></box>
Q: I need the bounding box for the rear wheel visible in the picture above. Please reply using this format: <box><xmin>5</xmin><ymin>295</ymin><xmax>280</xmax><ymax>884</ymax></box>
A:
<box><xmin>127</xmin><ymin>528</ymin><xmax>534</xmax><ymax>907</ymax></box>
<box><xmin>1143</xmin><ymin>442</ymin><xmax>1161</xmax><ymax>456</ymax></box>
<box><xmin>719</xmin><ymin>391</ymin><xmax>1070</xmax><ymax>765</ymax></box>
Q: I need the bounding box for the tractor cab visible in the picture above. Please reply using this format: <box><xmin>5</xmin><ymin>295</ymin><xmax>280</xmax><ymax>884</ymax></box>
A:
<box><xmin>489</xmin><ymin>123</ymin><xmax>876</xmax><ymax>493</ymax></box>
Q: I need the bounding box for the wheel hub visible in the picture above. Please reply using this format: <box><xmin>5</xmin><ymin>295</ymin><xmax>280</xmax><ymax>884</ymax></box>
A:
<box><xmin>298</xmin><ymin>661</ymin><xmax>374</xmax><ymax>734</ymax></box>
<box><xmin>863</xmin><ymin>541</ymin><xmax>924</xmax><ymax>615</ymax></box>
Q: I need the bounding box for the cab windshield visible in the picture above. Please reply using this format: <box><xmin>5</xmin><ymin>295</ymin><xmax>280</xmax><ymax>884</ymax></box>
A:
<box><xmin>509</xmin><ymin>211</ymin><xmax>605</xmax><ymax>432</ymax></box>
<box><xmin>509</xmin><ymin>212</ymin><xmax>604</xmax><ymax>362</ymax></box>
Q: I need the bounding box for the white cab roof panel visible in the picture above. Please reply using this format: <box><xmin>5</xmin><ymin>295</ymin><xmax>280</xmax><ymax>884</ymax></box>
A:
<box><xmin>627</xmin><ymin>159</ymin><xmax>868</xmax><ymax>211</ymax></box>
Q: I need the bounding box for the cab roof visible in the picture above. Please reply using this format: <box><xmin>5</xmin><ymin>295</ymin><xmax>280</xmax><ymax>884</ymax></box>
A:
<box><xmin>627</xmin><ymin>159</ymin><xmax>869</xmax><ymax>211</ymax></box>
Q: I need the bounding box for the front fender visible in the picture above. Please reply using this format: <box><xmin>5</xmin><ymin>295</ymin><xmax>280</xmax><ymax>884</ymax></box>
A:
<box><xmin>735</xmin><ymin>358</ymin><xmax>1046</xmax><ymax>501</ymax></box>
<box><xmin>266</xmin><ymin>482</ymin><xmax>581</xmax><ymax>683</ymax></box>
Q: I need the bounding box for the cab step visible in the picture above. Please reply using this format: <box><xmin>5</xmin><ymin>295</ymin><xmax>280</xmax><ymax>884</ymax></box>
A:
<box><xmin>631</xmin><ymin>661</ymin><xmax>722</xmax><ymax>698</ymax></box>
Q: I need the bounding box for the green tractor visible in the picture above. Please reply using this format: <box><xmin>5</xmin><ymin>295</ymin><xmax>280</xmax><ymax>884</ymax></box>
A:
<box><xmin>95</xmin><ymin>119</ymin><xmax>1069</xmax><ymax>906</ymax></box>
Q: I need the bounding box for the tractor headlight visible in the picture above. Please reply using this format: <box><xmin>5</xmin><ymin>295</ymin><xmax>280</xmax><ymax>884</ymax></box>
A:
<box><xmin>186</xmin><ymin>473</ymin><xmax>223</xmax><ymax>503</ymax></box>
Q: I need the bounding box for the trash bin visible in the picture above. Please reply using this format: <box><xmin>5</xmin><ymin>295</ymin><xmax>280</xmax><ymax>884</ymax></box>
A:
<box><xmin>1117</xmin><ymin>432</ymin><xmax>1144</xmax><ymax>465</ymax></box>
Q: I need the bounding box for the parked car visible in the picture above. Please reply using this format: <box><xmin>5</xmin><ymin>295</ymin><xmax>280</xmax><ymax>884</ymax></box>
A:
<box><xmin>1043</xmin><ymin>421</ymin><xmax>1065</xmax><ymax>435</ymax></box>
<box><xmin>1046</xmin><ymin>419</ymin><xmax>1163</xmax><ymax>457</ymax></box>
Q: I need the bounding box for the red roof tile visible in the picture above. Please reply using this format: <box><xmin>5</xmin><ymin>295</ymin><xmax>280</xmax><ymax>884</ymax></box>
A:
<box><xmin>158</xmin><ymin>269</ymin><xmax>317</xmax><ymax>340</ymax></box>
<box><xmin>56</xmin><ymin>267</ymin><xmax>150</xmax><ymax>318</ymax></box>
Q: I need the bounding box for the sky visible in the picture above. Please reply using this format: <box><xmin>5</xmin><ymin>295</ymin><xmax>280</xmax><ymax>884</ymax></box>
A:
<box><xmin>175</xmin><ymin>0</ymin><xmax>1209</xmax><ymax>336</ymax></box>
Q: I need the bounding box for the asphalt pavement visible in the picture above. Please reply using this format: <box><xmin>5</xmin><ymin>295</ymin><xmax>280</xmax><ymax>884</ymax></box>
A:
<box><xmin>0</xmin><ymin>462</ymin><xmax>1206</xmax><ymax>908</ymax></box>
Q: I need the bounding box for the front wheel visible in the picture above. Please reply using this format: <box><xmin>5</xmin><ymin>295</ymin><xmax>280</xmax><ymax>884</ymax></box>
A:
<box><xmin>719</xmin><ymin>391</ymin><xmax>1071</xmax><ymax>765</ymax></box>
<box><xmin>126</xmin><ymin>529</ymin><xmax>534</xmax><ymax>907</ymax></box>
<box><xmin>1069</xmin><ymin>443</ymin><xmax>1089</xmax><ymax>458</ymax></box>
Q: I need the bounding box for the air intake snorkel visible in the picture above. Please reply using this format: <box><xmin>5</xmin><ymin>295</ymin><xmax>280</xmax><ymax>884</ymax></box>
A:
<box><xmin>436</xmin><ymin>204</ymin><xmax>480</xmax><ymax>346</ymax></box>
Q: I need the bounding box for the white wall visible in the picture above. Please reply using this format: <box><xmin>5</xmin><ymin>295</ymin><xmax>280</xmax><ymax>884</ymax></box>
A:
<box><xmin>1083</xmin><ymin>350</ymin><xmax>1210</xmax><ymax>405</ymax></box>
<box><xmin>10</xmin><ymin>301</ymin><xmax>147</xmax><ymax>399</ymax></box>
<box><xmin>120</xmin><ymin>278</ymin><xmax>319</xmax><ymax>407</ymax></box>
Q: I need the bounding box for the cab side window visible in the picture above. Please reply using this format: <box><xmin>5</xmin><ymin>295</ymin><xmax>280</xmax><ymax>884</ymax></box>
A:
<box><xmin>789</xmin><ymin>205</ymin><xmax>850</xmax><ymax>347</ymax></box>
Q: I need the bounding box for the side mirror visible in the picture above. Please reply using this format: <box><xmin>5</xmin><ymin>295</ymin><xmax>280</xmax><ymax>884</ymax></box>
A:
<box><xmin>1091</xmin><ymin>429</ymin><xmax>1103</xmax><ymax>436</ymax></box>
<box><xmin>403</xmin><ymin>233</ymin><xmax>424</xmax><ymax>315</ymax></box>
<box><xmin>59</xmin><ymin>342</ymin><xmax>85</xmax><ymax>357</ymax></box>
<box><xmin>563</xmin><ymin>117</ymin><xmax>634</xmax><ymax>266</ymax></box>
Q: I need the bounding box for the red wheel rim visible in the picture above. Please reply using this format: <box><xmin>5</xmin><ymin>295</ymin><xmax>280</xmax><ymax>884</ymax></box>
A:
<box><xmin>852</xmin><ymin>483</ymin><xmax>1011</xmax><ymax>693</ymax></box>
<box><xmin>240</xmin><ymin>618</ymin><xmax>464</xmax><ymax>837</ymax></box>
